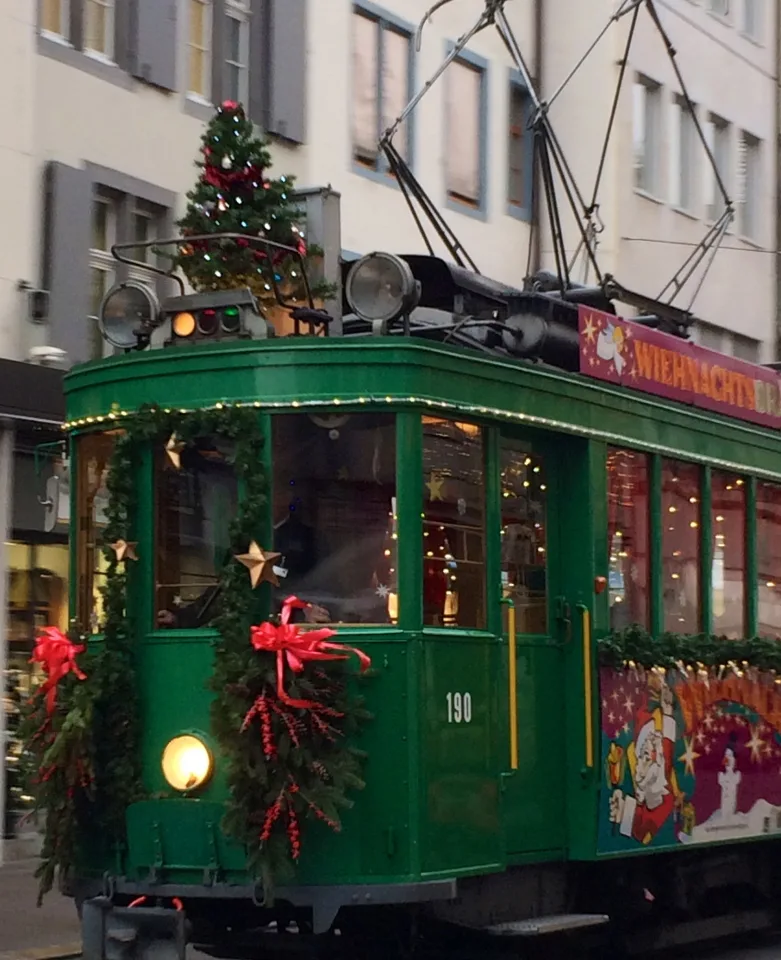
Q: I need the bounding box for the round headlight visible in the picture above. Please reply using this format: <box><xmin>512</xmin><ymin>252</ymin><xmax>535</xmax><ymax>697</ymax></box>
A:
<box><xmin>345</xmin><ymin>253</ymin><xmax>419</xmax><ymax>324</ymax></box>
<box><xmin>99</xmin><ymin>281</ymin><xmax>160</xmax><ymax>349</ymax></box>
<box><xmin>161</xmin><ymin>734</ymin><xmax>213</xmax><ymax>792</ymax></box>
<box><xmin>172</xmin><ymin>311</ymin><xmax>197</xmax><ymax>338</ymax></box>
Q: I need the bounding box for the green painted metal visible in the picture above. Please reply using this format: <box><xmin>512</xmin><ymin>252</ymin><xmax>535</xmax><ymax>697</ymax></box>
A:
<box><xmin>700</xmin><ymin>465</ymin><xmax>713</xmax><ymax>634</ymax></box>
<box><xmin>650</xmin><ymin>455</ymin><xmax>663</xmax><ymax>638</ymax></box>
<box><xmin>63</xmin><ymin>336</ymin><xmax>781</xmax><ymax>894</ymax></box>
<box><xmin>746</xmin><ymin>477</ymin><xmax>758</xmax><ymax>636</ymax></box>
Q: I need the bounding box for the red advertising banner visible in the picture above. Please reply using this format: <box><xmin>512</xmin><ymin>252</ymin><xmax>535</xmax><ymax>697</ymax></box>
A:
<box><xmin>578</xmin><ymin>306</ymin><xmax>781</xmax><ymax>430</ymax></box>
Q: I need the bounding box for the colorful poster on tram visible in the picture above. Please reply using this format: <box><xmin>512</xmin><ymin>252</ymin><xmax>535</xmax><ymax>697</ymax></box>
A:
<box><xmin>597</xmin><ymin>667</ymin><xmax>781</xmax><ymax>853</ymax></box>
<box><xmin>578</xmin><ymin>305</ymin><xmax>781</xmax><ymax>431</ymax></box>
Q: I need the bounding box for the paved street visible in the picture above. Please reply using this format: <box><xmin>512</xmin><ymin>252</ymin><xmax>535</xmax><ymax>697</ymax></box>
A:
<box><xmin>0</xmin><ymin>858</ymin><xmax>80</xmax><ymax>956</ymax></box>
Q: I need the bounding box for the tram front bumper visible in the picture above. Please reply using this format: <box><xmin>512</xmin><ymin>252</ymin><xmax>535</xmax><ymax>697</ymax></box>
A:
<box><xmin>81</xmin><ymin>896</ymin><xmax>187</xmax><ymax>960</ymax></box>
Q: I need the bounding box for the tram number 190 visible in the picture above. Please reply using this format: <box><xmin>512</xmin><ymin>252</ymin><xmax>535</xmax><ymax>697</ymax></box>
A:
<box><xmin>445</xmin><ymin>692</ymin><xmax>473</xmax><ymax>724</ymax></box>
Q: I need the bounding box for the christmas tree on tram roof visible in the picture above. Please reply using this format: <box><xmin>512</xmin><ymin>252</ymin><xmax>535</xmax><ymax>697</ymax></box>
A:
<box><xmin>172</xmin><ymin>100</ymin><xmax>332</xmax><ymax>326</ymax></box>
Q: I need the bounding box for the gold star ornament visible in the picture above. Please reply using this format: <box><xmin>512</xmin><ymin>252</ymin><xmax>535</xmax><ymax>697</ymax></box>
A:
<box><xmin>164</xmin><ymin>433</ymin><xmax>186</xmax><ymax>469</ymax></box>
<box><xmin>111</xmin><ymin>539</ymin><xmax>138</xmax><ymax>562</ymax></box>
<box><xmin>426</xmin><ymin>472</ymin><xmax>445</xmax><ymax>501</ymax></box>
<box><xmin>235</xmin><ymin>541</ymin><xmax>281</xmax><ymax>588</ymax></box>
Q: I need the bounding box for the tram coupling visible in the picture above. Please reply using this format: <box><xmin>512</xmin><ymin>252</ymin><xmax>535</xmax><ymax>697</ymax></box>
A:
<box><xmin>81</xmin><ymin>896</ymin><xmax>187</xmax><ymax>960</ymax></box>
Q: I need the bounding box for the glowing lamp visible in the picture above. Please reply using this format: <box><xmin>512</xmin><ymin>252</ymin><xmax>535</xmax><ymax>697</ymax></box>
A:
<box><xmin>172</xmin><ymin>312</ymin><xmax>197</xmax><ymax>338</ymax></box>
<box><xmin>161</xmin><ymin>734</ymin><xmax>213</xmax><ymax>792</ymax></box>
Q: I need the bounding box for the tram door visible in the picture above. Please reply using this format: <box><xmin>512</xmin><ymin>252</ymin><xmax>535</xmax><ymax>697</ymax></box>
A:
<box><xmin>498</xmin><ymin>431</ymin><xmax>567</xmax><ymax>857</ymax></box>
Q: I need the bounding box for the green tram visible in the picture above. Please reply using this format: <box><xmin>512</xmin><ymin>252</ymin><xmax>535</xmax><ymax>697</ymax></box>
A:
<box><xmin>56</xmin><ymin>241</ymin><xmax>781</xmax><ymax>957</ymax></box>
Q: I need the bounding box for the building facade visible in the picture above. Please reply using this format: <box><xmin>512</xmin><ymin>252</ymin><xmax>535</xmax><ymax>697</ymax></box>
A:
<box><xmin>0</xmin><ymin>0</ymin><xmax>779</xmax><ymax>848</ymax></box>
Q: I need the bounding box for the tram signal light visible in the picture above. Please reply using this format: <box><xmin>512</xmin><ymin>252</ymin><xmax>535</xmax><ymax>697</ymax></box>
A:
<box><xmin>163</xmin><ymin>288</ymin><xmax>269</xmax><ymax>344</ymax></box>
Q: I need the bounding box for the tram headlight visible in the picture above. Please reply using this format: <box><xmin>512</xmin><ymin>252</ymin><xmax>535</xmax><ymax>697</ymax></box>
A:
<box><xmin>161</xmin><ymin>734</ymin><xmax>213</xmax><ymax>792</ymax></box>
<box><xmin>345</xmin><ymin>253</ymin><xmax>420</xmax><ymax>324</ymax></box>
<box><xmin>99</xmin><ymin>281</ymin><xmax>161</xmax><ymax>350</ymax></box>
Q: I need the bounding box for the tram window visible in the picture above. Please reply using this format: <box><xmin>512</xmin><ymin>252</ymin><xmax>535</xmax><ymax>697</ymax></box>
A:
<box><xmin>661</xmin><ymin>459</ymin><xmax>700</xmax><ymax>633</ymax></box>
<box><xmin>271</xmin><ymin>414</ymin><xmax>397</xmax><ymax>625</ymax></box>
<box><xmin>711</xmin><ymin>471</ymin><xmax>745</xmax><ymax>639</ymax></box>
<box><xmin>422</xmin><ymin>418</ymin><xmax>485</xmax><ymax>629</ymax></box>
<box><xmin>500</xmin><ymin>442</ymin><xmax>547</xmax><ymax>634</ymax></box>
<box><xmin>76</xmin><ymin>432</ymin><xmax>116</xmax><ymax>634</ymax></box>
<box><xmin>155</xmin><ymin>436</ymin><xmax>238</xmax><ymax>630</ymax></box>
<box><xmin>607</xmin><ymin>448</ymin><xmax>649</xmax><ymax>630</ymax></box>
<box><xmin>757</xmin><ymin>481</ymin><xmax>781</xmax><ymax>639</ymax></box>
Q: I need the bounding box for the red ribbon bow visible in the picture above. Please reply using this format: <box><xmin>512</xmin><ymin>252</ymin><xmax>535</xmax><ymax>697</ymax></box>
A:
<box><xmin>30</xmin><ymin>627</ymin><xmax>86</xmax><ymax>716</ymax></box>
<box><xmin>250</xmin><ymin>597</ymin><xmax>371</xmax><ymax>709</ymax></box>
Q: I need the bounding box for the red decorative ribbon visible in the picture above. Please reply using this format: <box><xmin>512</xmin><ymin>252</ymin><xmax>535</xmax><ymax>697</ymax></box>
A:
<box><xmin>29</xmin><ymin>627</ymin><xmax>86</xmax><ymax>716</ymax></box>
<box><xmin>250</xmin><ymin>597</ymin><xmax>371</xmax><ymax>709</ymax></box>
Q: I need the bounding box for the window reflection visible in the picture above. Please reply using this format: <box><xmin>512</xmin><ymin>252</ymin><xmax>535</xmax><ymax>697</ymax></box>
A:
<box><xmin>272</xmin><ymin>414</ymin><xmax>397</xmax><ymax>624</ymax></box>
<box><xmin>156</xmin><ymin>436</ymin><xmax>238</xmax><ymax>629</ymax></box>
<box><xmin>500</xmin><ymin>442</ymin><xmax>547</xmax><ymax>634</ymax></box>
<box><xmin>661</xmin><ymin>459</ymin><xmax>700</xmax><ymax>633</ymax></box>
<box><xmin>422</xmin><ymin>417</ymin><xmax>485</xmax><ymax>629</ymax></box>
<box><xmin>607</xmin><ymin>448</ymin><xmax>649</xmax><ymax>629</ymax></box>
<box><xmin>76</xmin><ymin>432</ymin><xmax>116</xmax><ymax>633</ymax></box>
<box><xmin>757</xmin><ymin>480</ymin><xmax>781</xmax><ymax>638</ymax></box>
<box><xmin>711</xmin><ymin>471</ymin><xmax>745</xmax><ymax>638</ymax></box>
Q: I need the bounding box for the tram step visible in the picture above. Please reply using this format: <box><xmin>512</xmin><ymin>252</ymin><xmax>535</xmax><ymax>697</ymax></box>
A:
<box><xmin>486</xmin><ymin>914</ymin><xmax>610</xmax><ymax>937</ymax></box>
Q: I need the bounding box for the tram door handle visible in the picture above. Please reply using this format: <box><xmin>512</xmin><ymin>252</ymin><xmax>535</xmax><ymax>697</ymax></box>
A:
<box><xmin>555</xmin><ymin>596</ymin><xmax>572</xmax><ymax>644</ymax></box>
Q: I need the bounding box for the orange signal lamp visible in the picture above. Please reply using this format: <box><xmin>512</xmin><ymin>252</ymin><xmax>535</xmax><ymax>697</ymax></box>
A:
<box><xmin>172</xmin><ymin>312</ymin><xmax>197</xmax><ymax>337</ymax></box>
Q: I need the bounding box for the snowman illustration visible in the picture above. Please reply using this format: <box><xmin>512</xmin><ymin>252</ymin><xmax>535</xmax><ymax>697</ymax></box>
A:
<box><xmin>596</xmin><ymin>321</ymin><xmax>627</xmax><ymax>376</ymax></box>
<box><xmin>717</xmin><ymin>737</ymin><xmax>741</xmax><ymax>822</ymax></box>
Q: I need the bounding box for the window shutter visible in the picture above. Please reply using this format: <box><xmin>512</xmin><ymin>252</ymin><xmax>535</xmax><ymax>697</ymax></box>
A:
<box><xmin>736</xmin><ymin>135</ymin><xmax>748</xmax><ymax>204</ymax></box>
<box><xmin>130</xmin><ymin>0</ymin><xmax>179</xmax><ymax>91</ymax></box>
<box><xmin>266</xmin><ymin>0</ymin><xmax>307</xmax><ymax>143</ymax></box>
<box><xmin>43</xmin><ymin>163</ymin><xmax>91</xmax><ymax>367</ymax></box>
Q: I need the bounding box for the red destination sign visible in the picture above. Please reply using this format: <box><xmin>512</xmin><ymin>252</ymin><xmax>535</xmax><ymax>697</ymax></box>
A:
<box><xmin>578</xmin><ymin>305</ymin><xmax>781</xmax><ymax>430</ymax></box>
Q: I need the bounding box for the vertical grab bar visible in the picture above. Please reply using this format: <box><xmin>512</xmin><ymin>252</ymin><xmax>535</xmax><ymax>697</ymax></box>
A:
<box><xmin>501</xmin><ymin>596</ymin><xmax>519</xmax><ymax>771</ymax></box>
<box><xmin>578</xmin><ymin>603</ymin><xmax>594</xmax><ymax>770</ymax></box>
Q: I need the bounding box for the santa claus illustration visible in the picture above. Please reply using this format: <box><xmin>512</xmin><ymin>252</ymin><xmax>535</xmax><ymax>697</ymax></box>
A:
<box><xmin>609</xmin><ymin>676</ymin><xmax>682</xmax><ymax>844</ymax></box>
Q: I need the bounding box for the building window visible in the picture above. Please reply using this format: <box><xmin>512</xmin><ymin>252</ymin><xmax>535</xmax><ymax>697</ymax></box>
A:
<box><xmin>76</xmin><ymin>431</ymin><xmax>116</xmax><ymax>634</ymax></box>
<box><xmin>156</xmin><ymin>436</ymin><xmax>238</xmax><ymax>630</ymax></box>
<box><xmin>709</xmin><ymin>0</ymin><xmax>729</xmax><ymax>15</ymax></box>
<box><xmin>670</xmin><ymin>95</ymin><xmax>696</xmax><ymax>211</ymax></box>
<box><xmin>500</xmin><ymin>440</ymin><xmax>548</xmax><ymax>635</ymax></box>
<box><xmin>224</xmin><ymin>1</ymin><xmax>250</xmax><ymax>105</ymax></box>
<box><xmin>352</xmin><ymin>8</ymin><xmax>412</xmax><ymax>174</ymax></box>
<box><xmin>661</xmin><ymin>459</ymin><xmax>700</xmax><ymax>633</ymax></box>
<box><xmin>271</xmin><ymin>413</ymin><xmax>397</xmax><ymax>625</ymax></box>
<box><xmin>446</xmin><ymin>57</ymin><xmax>486</xmax><ymax>209</ymax></box>
<box><xmin>703</xmin><ymin>113</ymin><xmax>730</xmax><ymax>221</ymax></box>
<box><xmin>633</xmin><ymin>77</ymin><xmax>661</xmax><ymax>196</ymax></box>
<box><xmin>711</xmin><ymin>471</ymin><xmax>745</xmax><ymax>639</ymax></box>
<box><xmin>188</xmin><ymin>0</ymin><xmax>212</xmax><ymax>100</ymax></box>
<box><xmin>758</xmin><ymin>481</ymin><xmax>781</xmax><ymax>639</ymax></box>
<box><xmin>83</xmin><ymin>0</ymin><xmax>114</xmax><ymax>59</ymax></box>
<box><xmin>423</xmin><ymin>418</ymin><xmax>485</xmax><ymax>629</ymax></box>
<box><xmin>742</xmin><ymin>0</ymin><xmax>759</xmax><ymax>37</ymax></box>
<box><xmin>738</xmin><ymin>132</ymin><xmax>760</xmax><ymax>240</ymax></box>
<box><xmin>41</xmin><ymin>0</ymin><xmax>69</xmax><ymax>38</ymax></box>
<box><xmin>607</xmin><ymin>449</ymin><xmax>650</xmax><ymax>630</ymax></box>
<box><xmin>89</xmin><ymin>191</ymin><xmax>118</xmax><ymax>360</ymax></box>
<box><xmin>508</xmin><ymin>77</ymin><xmax>532</xmax><ymax>217</ymax></box>
<box><xmin>732</xmin><ymin>332</ymin><xmax>759</xmax><ymax>362</ymax></box>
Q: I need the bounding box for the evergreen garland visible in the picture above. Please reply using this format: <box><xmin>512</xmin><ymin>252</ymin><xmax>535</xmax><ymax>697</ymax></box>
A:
<box><xmin>598</xmin><ymin>624</ymin><xmax>781</xmax><ymax>673</ymax></box>
<box><xmin>22</xmin><ymin>404</ymin><xmax>370</xmax><ymax>904</ymax></box>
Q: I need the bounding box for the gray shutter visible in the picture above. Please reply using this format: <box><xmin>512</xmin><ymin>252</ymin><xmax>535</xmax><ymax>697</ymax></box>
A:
<box><xmin>43</xmin><ymin>163</ymin><xmax>91</xmax><ymax>367</ymax></box>
<box><xmin>248</xmin><ymin>0</ymin><xmax>268</xmax><ymax>126</ymax></box>
<box><xmin>211</xmin><ymin>0</ymin><xmax>226</xmax><ymax>106</ymax></box>
<box><xmin>266</xmin><ymin>0</ymin><xmax>307</xmax><ymax>143</ymax></box>
<box><xmin>130</xmin><ymin>0</ymin><xmax>178</xmax><ymax>91</ymax></box>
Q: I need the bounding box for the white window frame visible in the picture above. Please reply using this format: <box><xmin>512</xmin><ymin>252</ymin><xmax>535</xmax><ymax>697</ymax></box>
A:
<box><xmin>633</xmin><ymin>77</ymin><xmax>662</xmax><ymax>198</ymax></box>
<box><xmin>224</xmin><ymin>0</ymin><xmax>250</xmax><ymax>106</ymax></box>
<box><xmin>128</xmin><ymin>201</ymin><xmax>162</xmax><ymax>286</ymax></box>
<box><xmin>704</xmin><ymin>113</ymin><xmax>730</xmax><ymax>222</ymax></box>
<box><xmin>742</xmin><ymin>0</ymin><xmax>760</xmax><ymax>39</ymax></box>
<box><xmin>708</xmin><ymin>0</ymin><xmax>730</xmax><ymax>18</ymax></box>
<box><xmin>83</xmin><ymin>0</ymin><xmax>115</xmax><ymax>61</ymax></box>
<box><xmin>187</xmin><ymin>0</ymin><xmax>213</xmax><ymax>101</ymax></box>
<box><xmin>89</xmin><ymin>193</ymin><xmax>118</xmax><ymax>359</ymax></box>
<box><xmin>737</xmin><ymin>131</ymin><xmax>761</xmax><ymax>241</ymax></box>
<box><xmin>670</xmin><ymin>94</ymin><xmax>697</xmax><ymax>212</ymax></box>
<box><xmin>40</xmin><ymin>0</ymin><xmax>70</xmax><ymax>42</ymax></box>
